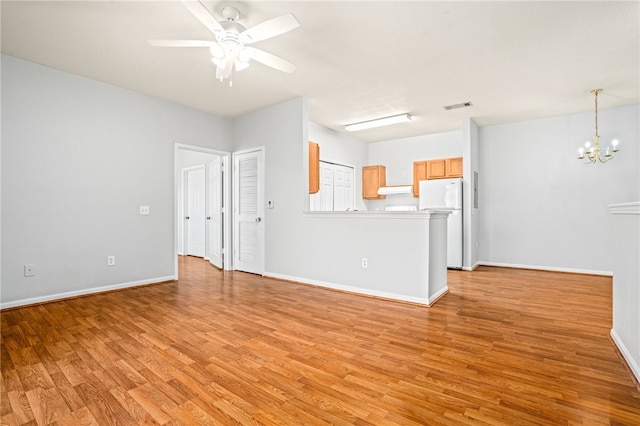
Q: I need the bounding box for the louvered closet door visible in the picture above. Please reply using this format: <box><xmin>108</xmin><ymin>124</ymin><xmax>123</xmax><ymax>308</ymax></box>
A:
<box><xmin>233</xmin><ymin>149</ymin><xmax>265</xmax><ymax>275</ymax></box>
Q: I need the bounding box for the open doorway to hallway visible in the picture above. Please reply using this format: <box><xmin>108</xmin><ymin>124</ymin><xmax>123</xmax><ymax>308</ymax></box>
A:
<box><xmin>175</xmin><ymin>144</ymin><xmax>231</xmax><ymax>277</ymax></box>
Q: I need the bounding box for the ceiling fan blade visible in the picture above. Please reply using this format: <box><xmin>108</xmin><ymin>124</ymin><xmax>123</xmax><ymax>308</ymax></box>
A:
<box><xmin>241</xmin><ymin>14</ymin><xmax>299</xmax><ymax>44</ymax></box>
<box><xmin>181</xmin><ymin>0</ymin><xmax>224</xmax><ymax>35</ymax></box>
<box><xmin>249</xmin><ymin>48</ymin><xmax>296</xmax><ymax>73</ymax></box>
<box><xmin>148</xmin><ymin>39</ymin><xmax>216</xmax><ymax>48</ymax></box>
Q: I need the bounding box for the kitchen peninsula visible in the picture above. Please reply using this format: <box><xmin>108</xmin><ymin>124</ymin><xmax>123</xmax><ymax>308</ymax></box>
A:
<box><xmin>276</xmin><ymin>209</ymin><xmax>451</xmax><ymax>306</ymax></box>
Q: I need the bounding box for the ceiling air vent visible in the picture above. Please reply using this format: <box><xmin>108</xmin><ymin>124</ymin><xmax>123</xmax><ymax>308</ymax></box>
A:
<box><xmin>443</xmin><ymin>102</ymin><xmax>473</xmax><ymax>111</ymax></box>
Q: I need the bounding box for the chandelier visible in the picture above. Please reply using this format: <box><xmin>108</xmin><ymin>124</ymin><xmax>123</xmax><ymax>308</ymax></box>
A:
<box><xmin>578</xmin><ymin>89</ymin><xmax>620</xmax><ymax>163</ymax></box>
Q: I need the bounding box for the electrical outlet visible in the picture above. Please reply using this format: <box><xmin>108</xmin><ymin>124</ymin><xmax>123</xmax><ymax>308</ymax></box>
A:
<box><xmin>139</xmin><ymin>206</ymin><xmax>150</xmax><ymax>215</ymax></box>
<box><xmin>107</xmin><ymin>256</ymin><xmax>116</xmax><ymax>266</ymax></box>
<box><xmin>24</xmin><ymin>264</ymin><xmax>36</xmax><ymax>277</ymax></box>
<box><xmin>361</xmin><ymin>258</ymin><xmax>368</xmax><ymax>268</ymax></box>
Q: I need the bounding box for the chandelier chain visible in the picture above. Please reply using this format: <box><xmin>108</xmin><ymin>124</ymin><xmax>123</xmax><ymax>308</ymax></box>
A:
<box><xmin>593</xmin><ymin>89</ymin><xmax>599</xmax><ymax>137</ymax></box>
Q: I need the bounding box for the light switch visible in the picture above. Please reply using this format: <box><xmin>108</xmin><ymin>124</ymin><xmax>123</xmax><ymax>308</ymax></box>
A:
<box><xmin>267</xmin><ymin>200</ymin><xmax>274</xmax><ymax>209</ymax></box>
<box><xmin>139</xmin><ymin>206</ymin><xmax>150</xmax><ymax>215</ymax></box>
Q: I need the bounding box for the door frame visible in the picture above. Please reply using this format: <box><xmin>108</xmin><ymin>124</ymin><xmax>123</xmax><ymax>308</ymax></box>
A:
<box><xmin>174</xmin><ymin>143</ymin><xmax>231</xmax><ymax>279</ymax></box>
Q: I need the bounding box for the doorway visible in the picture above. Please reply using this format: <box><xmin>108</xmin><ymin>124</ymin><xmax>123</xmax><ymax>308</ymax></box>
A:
<box><xmin>175</xmin><ymin>144</ymin><xmax>231</xmax><ymax>277</ymax></box>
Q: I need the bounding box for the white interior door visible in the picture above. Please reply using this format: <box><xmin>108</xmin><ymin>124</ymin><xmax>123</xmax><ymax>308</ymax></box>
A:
<box><xmin>206</xmin><ymin>156</ymin><xmax>223</xmax><ymax>269</ymax></box>
<box><xmin>186</xmin><ymin>166</ymin><xmax>206</xmax><ymax>257</ymax></box>
<box><xmin>319</xmin><ymin>162</ymin><xmax>334</xmax><ymax>211</ymax></box>
<box><xmin>233</xmin><ymin>149</ymin><xmax>265</xmax><ymax>275</ymax></box>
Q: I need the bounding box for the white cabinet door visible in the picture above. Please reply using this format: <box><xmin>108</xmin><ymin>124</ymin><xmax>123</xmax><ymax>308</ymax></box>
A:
<box><xmin>310</xmin><ymin>161</ymin><xmax>354</xmax><ymax>212</ymax></box>
<box><xmin>333</xmin><ymin>164</ymin><xmax>354</xmax><ymax>211</ymax></box>
<box><xmin>319</xmin><ymin>162</ymin><xmax>334</xmax><ymax>211</ymax></box>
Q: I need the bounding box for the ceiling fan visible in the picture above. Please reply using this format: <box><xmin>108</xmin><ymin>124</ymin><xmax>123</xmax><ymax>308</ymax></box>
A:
<box><xmin>149</xmin><ymin>1</ymin><xmax>299</xmax><ymax>85</ymax></box>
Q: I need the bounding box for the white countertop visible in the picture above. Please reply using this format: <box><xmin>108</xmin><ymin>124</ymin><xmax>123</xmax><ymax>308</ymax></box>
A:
<box><xmin>303</xmin><ymin>210</ymin><xmax>451</xmax><ymax>219</ymax></box>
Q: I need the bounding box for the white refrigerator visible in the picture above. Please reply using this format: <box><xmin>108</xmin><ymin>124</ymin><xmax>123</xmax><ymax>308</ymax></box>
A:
<box><xmin>418</xmin><ymin>178</ymin><xmax>463</xmax><ymax>269</ymax></box>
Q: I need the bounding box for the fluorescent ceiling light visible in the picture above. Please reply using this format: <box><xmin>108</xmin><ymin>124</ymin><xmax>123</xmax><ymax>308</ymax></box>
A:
<box><xmin>345</xmin><ymin>113</ymin><xmax>412</xmax><ymax>132</ymax></box>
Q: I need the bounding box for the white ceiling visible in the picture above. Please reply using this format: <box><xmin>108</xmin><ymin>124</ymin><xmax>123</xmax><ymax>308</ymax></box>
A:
<box><xmin>2</xmin><ymin>1</ymin><xmax>639</xmax><ymax>143</ymax></box>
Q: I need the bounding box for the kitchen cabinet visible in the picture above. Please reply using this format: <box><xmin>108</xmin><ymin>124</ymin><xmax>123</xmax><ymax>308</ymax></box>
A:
<box><xmin>447</xmin><ymin>157</ymin><xmax>463</xmax><ymax>177</ymax></box>
<box><xmin>413</xmin><ymin>161</ymin><xmax>428</xmax><ymax>197</ymax></box>
<box><xmin>363</xmin><ymin>165</ymin><xmax>386</xmax><ymax>199</ymax></box>
<box><xmin>413</xmin><ymin>157</ymin><xmax>463</xmax><ymax>197</ymax></box>
<box><xmin>428</xmin><ymin>159</ymin><xmax>447</xmax><ymax>179</ymax></box>
<box><xmin>309</xmin><ymin>141</ymin><xmax>320</xmax><ymax>194</ymax></box>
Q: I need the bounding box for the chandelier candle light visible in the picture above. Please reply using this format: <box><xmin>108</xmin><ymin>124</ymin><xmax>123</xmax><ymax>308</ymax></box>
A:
<box><xmin>578</xmin><ymin>88</ymin><xmax>620</xmax><ymax>164</ymax></box>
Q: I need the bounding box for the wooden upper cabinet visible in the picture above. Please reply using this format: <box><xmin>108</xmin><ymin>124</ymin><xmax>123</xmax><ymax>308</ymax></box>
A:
<box><xmin>427</xmin><ymin>159</ymin><xmax>447</xmax><ymax>179</ymax></box>
<box><xmin>447</xmin><ymin>157</ymin><xmax>463</xmax><ymax>177</ymax></box>
<box><xmin>309</xmin><ymin>141</ymin><xmax>320</xmax><ymax>194</ymax></box>
<box><xmin>362</xmin><ymin>165</ymin><xmax>386</xmax><ymax>199</ymax></box>
<box><xmin>413</xmin><ymin>157</ymin><xmax>463</xmax><ymax>197</ymax></box>
<box><xmin>413</xmin><ymin>161</ymin><xmax>428</xmax><ymax>197</ymax></box>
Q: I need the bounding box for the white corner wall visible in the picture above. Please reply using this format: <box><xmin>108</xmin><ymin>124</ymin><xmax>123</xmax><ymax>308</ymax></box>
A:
<box><xmin>462</xmin><ymin>118</ymin><xmax>480</xmax><ymax>270</ymax></box>
<box><xmin>232</xmin><ymin>98</ymin><xmax>451</xmax><ymax>304</ymax></box>
<box><xmin>479</xmin><ymin>104</ymin><xmax>640</xmax><ymax>274</ymax></box>
<box><xmin>1</xmin><ymin>54</ymin><xmax>232</xmax><ymax>308</ymax></box>
<box><xmin>610</xmin><ymin>202</ymin><xmax>640</xmax><ymax>384</ymax></box>
<box><xmin>232</xmin><ymin>97</ymin><xmax>307</xmax><ymax>276</ymax></box>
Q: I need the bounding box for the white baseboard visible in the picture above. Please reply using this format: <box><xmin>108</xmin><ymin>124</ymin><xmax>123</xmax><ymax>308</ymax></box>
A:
<box><xmin>427</xmin><ymin>286</ymin><xmax>449</xmax><ymax>305</ymax></box>
<box><xmin>463</xmin><ymin>262</ymin><xmax>481</xmax><ymax>271</ymax></box>
<box><xmin>610</xmin><ymin>329</ymin><xmax>640</xmax><ymax>384</ymax></box>
<box><xmin>264</xmin><ymin>272</ymin><xmax>444</xmax><ymax>306</ymax></box>
<box><xmin>478</xmin><ymin>261</ymin><xmax>612</xmax><ymax>276</ymax></box>
<box><xmin>0</xmin><ymin>275</ymin><xmax>176</xmax><ymax>310</ymax></box>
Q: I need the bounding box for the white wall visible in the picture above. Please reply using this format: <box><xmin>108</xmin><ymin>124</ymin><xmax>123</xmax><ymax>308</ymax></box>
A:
<box><xmin>610</xmin><ymin>202</ymin><xmax>640</xmax><ymax>384</ymax></box>
<box><xmin>232</xmin><ymin>97</ymin><xmax>307</xmax><ymax>275</ymax></box>
<box><xmin>308</xmin><ymin>121</ymin><xmax>368</xmax><ymax>211</ymax></box>
<box><xmin>366</xmin><ymin>130</ymin><xmax>463</xmax><ymax>210</ymax></box>
<box><xmin>1</xmin><ymin>54</ymin><xmax>232</xmax><ymax>307</ymax></box>
<box><xmin>479</xmin><ymin>104</ymin><xmax>640</xmax><ymax>274</ymax></box>
<box><xmin>462</xmin><ymin>118</ymin><xmax>480</xmax><ymax>270</ymax></box>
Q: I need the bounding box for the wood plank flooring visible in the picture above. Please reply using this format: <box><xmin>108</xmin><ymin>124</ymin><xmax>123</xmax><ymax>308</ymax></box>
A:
<box><xmin>2</xmin><ymin>256</ymin><xmax>639</xmax><ymax>425</ymax></box>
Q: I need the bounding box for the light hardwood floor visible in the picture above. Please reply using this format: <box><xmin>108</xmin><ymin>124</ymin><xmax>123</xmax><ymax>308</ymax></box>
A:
<box><xmin>2</xmin><ymin>256</ymin><xmax>639</xmax><ymax>425</ymax></box>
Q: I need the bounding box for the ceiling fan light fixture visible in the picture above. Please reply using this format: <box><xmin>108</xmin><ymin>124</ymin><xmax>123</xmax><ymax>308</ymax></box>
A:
<box><xmin>238</xmin><ymin>47</ymin><xmax>253</xmax><ymax>63</ymax></box>
<box><xmin>151</xmin><ymin>2</ymin><xmax>299</xmax><ymax>85</ymax></box>
<box><xmin>235</xmin><ymin>61</ymin><xmax>250</xmax><ymax>71</ymax></box>
<box><xmin>210</xmin><ymin>44</ymin><xmax>224</xmax><ymax>59</ymax></box>
<box><xmin>345</xmin><ymin>113</ymin><xmax>412</xmax><ymax>132</ymax></box>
